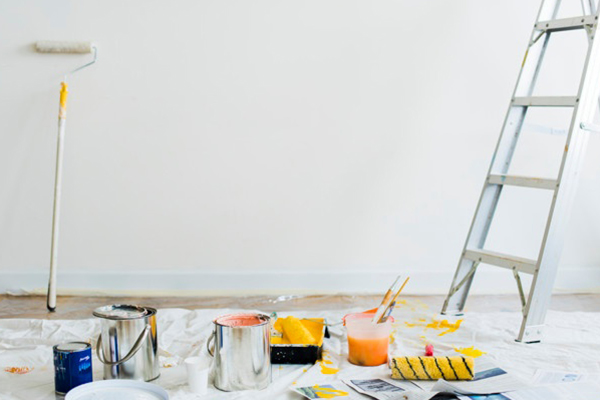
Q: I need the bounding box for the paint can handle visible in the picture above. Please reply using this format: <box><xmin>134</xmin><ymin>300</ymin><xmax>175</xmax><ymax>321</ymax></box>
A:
<box><xmin>207</xmin><ymin>331</ymin><xmax>215</xmax><ymax>357</ymax></box>
<box><xmin>96</xmin><ymin>325</ymin><xmax>150</xmax><ymax>366</ymax></box>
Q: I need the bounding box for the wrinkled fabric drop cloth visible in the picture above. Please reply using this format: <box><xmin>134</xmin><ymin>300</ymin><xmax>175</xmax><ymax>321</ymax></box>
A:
<box><xmin>1</xmin><ymin>303</ymin><xmax>599</xmax><ymax>399</ymax></box>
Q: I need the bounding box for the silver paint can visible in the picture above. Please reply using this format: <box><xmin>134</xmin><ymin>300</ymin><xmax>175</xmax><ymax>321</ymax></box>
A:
<box><xmin>207</xmin><ymin>313</ymin><xmax>271</xmax><ymax>391</ymax></box>
<box><xmin>93</xmin><ymin>304</ymin><xmax>159</xmax><ymax>381</ymax></box>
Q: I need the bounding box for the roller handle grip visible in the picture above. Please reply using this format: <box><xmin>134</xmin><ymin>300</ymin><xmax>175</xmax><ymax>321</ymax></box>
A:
<box><xmin>59</xmin><ymin>82</ymin><xmax>68</xmax><ymax>120</ymax></box>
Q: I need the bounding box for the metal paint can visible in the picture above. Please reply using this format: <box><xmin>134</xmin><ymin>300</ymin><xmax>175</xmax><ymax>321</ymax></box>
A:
<box><xmin>53</xmin><ymin>342</ymin><xmax>93</xmax><ymax>395</ymax></box>
<box><xmin>93</xmin><ymin>304</ymin><xmax>159</xmax><ymax>382</ymax></box>
<box><xmin>207</xmin><ymin>313</ymin><xmax>271</xmax><ymax>391</ymax></box>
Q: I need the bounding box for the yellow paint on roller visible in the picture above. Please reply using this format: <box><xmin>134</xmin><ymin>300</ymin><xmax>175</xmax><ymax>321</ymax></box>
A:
<box><xmin>405</xmin><ymin>322</ymin><xmax>417</xmax><ymax>327</ymax></box>
<box><xmin>454</xmin><ymin>346</ymin><xmax>486</xmax><ymax>358</ymax></box>
<box><xmin>272</xmin><ymin>316</ymin><xmax>323</xmax><ymax>345</ymax></box>
<box><xmin>282</xmin><ymin>316</ymin><xmax>315</xmax><ymax>344</ymax></box>
<box><xmin>391</xmin><ymin>356</ymin><xmax>474</xmax><ymax>380</ymax></box>
<box><xmin>312</xmin><ymin>385</ymin><xmax>348</xmax><ymax>398</ymax></box>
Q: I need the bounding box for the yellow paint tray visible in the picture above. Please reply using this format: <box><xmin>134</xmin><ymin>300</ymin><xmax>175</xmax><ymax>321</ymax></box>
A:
<box><xmin>271</xmin><ymin>318</ymin><xmax>328</xmax><ymax>364</ymax></box>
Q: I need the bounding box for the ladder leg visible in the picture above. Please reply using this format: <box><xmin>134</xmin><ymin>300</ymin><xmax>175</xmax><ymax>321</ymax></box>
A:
<box><xmin>518</xmin><ymin>15</ymin><xmax>600</xmax><ymax>342</ymax></box>
<box><xmin>518</xmin><ymin>130</ymin><xmax>590</xmax><ymax>342</ymax></box>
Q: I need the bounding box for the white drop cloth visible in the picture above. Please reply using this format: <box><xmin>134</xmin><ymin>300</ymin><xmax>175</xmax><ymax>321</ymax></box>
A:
<box><xmin>1</xmin><ymin>302</ymin><xmax>599</xmax><ymax>399</ymax></box>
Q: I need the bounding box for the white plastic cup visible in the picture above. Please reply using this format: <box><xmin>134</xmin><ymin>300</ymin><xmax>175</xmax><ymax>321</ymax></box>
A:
<box><xmin>184</xmin><ymin>356</ymin><xmax>210</xmax><ymax>395</ymax></box>
<box><xmin>343</xmin><ymin>313</ymin><xmax>394</xmax><ymax>366</ymax></box>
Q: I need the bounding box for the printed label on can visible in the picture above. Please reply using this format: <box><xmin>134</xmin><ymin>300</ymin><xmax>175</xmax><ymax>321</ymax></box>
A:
<box><xmin>53</xmin><ymin>342</ymin><xmax>93</xmax><ymax>394</ymax></box>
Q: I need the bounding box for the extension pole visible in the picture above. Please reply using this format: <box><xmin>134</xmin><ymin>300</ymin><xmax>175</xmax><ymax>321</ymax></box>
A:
<box><xmin>47</xmin><ymin>82</ymin><xmax>68</xmax><ymax>312</ymax></box>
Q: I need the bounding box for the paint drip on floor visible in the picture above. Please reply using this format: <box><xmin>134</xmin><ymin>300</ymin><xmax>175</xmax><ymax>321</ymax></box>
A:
<box><xmin>4</xmin><ymin>367</ymin><xmax>33</xmax><ymax>375</ymax></box>
<box><xmin>319</xmin><ymin>359</ymin><xmax>339</xmax><ymax>375</ymax></box>
<box><xmin>454</xmin><ymin>346</ymin><xmax>486</xmax><ymax>358</ymax></box>
<box><xmin>404</xmin><ymin>317</ymin><xmax>463</xmax><ymax>336</ymax></box>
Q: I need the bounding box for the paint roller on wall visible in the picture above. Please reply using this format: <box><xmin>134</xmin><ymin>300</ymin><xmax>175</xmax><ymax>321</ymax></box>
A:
<box><xmin>35</xmin><ymin>41</ymin><xmax>97</xmax><ymax>311</ymax></box>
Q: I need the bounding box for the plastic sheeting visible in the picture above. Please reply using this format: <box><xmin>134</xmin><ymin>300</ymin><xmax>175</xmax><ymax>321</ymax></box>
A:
<box><xmin>1</xmin><ymin>305</ymin><xmax>600</xmax><ymax>399</ymax></box>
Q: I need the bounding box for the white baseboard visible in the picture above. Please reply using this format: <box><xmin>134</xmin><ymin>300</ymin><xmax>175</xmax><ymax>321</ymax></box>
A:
<box><xmin>1</xmin><ymin>267</ymin><xmax>599</xmax><ymax>296</ymax></box>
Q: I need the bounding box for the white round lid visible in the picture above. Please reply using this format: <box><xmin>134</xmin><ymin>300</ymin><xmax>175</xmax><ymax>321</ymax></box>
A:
<box><xmin>65</xmin><ymin>380</ymin><xmax>168</xmax><ymax>400</ymax></box>
<box><xmin>93</xmin><ymin>304</ymin><xmax>155</xmax><ymax>320</ymax></box>
<box><xmin>55</xmin><ymin>342</ymin><xmax>89</xmax><ymax>352</ymax></box>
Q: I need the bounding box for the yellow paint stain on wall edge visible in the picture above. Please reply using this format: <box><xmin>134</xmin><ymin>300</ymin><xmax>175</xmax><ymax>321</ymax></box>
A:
<box><xmin>454</xmin><ymin>346</ymin><xmax>486</xmax><ymax>358</ymax></box>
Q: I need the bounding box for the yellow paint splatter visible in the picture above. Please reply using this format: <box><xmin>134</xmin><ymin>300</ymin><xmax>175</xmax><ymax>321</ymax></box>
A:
<box><xmin>4</xmin><ymin>367</ymin><xmax>33</xmax><ymax>374</ymax></box>
<box><xmin>403</xmin><ymin>317</ymin><xmax>463</xmax><ymax>335</ymax></box>
<box><xmin>454</xmin><ymin>346</ymin><xmax>486</xmax><ymax>358</ymax></box>
<box><xmin>319</xmin><ymin>361</ymin><xmax>339</xmax><ymax>375</ymax></box>
<box><xmin>312</xmin><ymin>385</ymin><xmax>348</xmax><ymax>398</ymax></box>
<box><xmin>425</xmin><ymin>319</ymin><xmax>463</xmax><ymax>336</ymax></box>
<box><xmin>389</xmin><ymin>329</ymin><xmax>397</xmax><ymax>344</ymax></box>
<box><xmin>322</xmin><ymin>359</ymin><xmax>333</xmax><ymax>365</ymax></box>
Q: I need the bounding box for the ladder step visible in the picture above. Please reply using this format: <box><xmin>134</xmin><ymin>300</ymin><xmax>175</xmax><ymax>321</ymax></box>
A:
<box><xmin>488</xmin><ymin>174</ymin><xmax>558</xmax><ymax>190</ymax></box>
<box><xmin>535</xmin><ymin>15</ymin><xmax>597</xmax><ymax>32</ymax></box>
<box><xmin>463</xmin><ymin>249</ymin><xmax>537</xmax><ymax>275</ymax></box>
<box><xmin>512</xmin><ymin>96</ymin><xmax>577</xmax><ymax>107</ymax></box>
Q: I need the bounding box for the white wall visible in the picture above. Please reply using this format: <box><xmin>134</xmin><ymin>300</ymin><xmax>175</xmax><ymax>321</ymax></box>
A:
<box><xmin>1</xmin><ymin>0</ymin><xmax>600</xmax><ymax>295</ymax></box>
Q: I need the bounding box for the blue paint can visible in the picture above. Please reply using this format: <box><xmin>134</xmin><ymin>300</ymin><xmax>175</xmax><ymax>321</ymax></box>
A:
<box><xmin>53</xmin><ymin>342</ymin><xmax>93</xmax><ymax>395</ymax></box>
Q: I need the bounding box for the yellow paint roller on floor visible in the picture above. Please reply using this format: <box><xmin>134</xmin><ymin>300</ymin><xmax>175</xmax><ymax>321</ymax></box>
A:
<box><xmin>276</xmin><ymin>316</ymin><xmax>317</xmax><ymax>345</ymax></box>
<box><xmin>391</xmin><ymin>356</ymin><xmax>474</xmax><ymax>380</ymax></box>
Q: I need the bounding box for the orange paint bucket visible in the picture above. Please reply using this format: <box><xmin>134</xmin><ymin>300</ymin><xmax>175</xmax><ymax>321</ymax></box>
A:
<box><xmin>343</xmin><ymin>312</ymin><xmax>394</xmax><ymax>366</ymax></box>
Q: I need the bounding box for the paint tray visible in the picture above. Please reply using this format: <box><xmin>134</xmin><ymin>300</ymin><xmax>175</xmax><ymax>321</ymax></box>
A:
<box><xmin>271</xmin><ymin>318</ymin><xmax>328</xmax><ymax>364</ymax></box>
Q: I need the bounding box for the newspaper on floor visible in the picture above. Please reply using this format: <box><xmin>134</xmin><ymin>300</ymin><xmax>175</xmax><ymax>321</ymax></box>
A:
<box><xmin>532</xmin><ymin>369</ymin><xmax>600</xmax><ymax>385</ymax></box>
<box><xmin>430</xmin><ymin>357</ymin><xmax>529</xmax><ymax>395</ymax></box>
<box><xmin>293</xmin><ymin>382</ymin><xmax>366</xmax><ymax>399</ymax></box>
<box><xmin>294</xmin><ymin>379</ymin><xmax>433</xmax><ymax>400</ymax></box>
<box><xmin>343</xmin><ymin>378</ymin><xmax>436</xmax><ymax>400</ymax></box>
<box><xmin>501</xmin><ymin>381</ymin><xmax>600</xmax><ymax>400</ymax></box>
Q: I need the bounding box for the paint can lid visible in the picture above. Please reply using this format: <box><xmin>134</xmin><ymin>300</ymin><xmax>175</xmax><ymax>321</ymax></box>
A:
<box><xmin>54</xmin><ymin>342</ymin><xmax>91</xmax><ymax>352</ymax></box>
<box><xmin>93</xmin><ymin>304</ymin><xmax>156</xmax><ymax>320</ymax></box>
<box><xmin>65</xmin><ymin>380</ymin><xmax>168</xmax><ymax>400</ymax></box>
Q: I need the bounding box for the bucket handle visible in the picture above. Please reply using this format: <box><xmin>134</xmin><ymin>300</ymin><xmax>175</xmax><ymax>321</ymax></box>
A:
<box><xmin>206</xmin><ymin>330</ymin><xmax>215</xmax><ymax>357</ymax></box>
<box><xmin>96</xmin><ymin>325</ymin><xmax>151</xmax><ymax>366</ymax></box>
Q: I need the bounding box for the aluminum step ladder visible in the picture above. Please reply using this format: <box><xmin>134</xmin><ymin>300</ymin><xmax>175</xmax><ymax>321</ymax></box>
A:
<box><xmin>441</xmin><ymin>0</ymin><xmax>600</xmax><ymax>343</ymax></box>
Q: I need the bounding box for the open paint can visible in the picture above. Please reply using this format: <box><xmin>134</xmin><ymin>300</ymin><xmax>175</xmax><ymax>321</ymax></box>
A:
<box><xmin>207</xmin><ymin>313</ymin><xmax>271</xmax><ymax>391</ymax></box>
<box><xmin>93</xmin><ymin>305</ymin><xmax>159</xmax><ymax>382</ymax></box>
<box><xmin>53</xmin><ymin>342</ymin><xmax>93</xmax><ymax>395</ymax></box>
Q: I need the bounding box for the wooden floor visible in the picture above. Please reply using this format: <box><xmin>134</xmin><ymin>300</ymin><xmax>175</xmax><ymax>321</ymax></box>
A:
<box><xmin>1</xmin><ymin>293</ymin><xmax>599</xmax><ymax>319</ymax></box>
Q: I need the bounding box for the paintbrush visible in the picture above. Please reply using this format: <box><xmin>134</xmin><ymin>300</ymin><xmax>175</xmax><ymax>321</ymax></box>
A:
<box><xmin>378</xmin><ymin>277</ymin><xmax>410</xmax><ymax>323</ymax></box>
<box><xmin>371</xmin><ymin>275</ymin><xmax>405</xmax><ymax>324</ymax></box>
<box><xmin>379</xmin><ymin>301</ymin><xmax>396</xmax><ymax>323</ymax></box>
